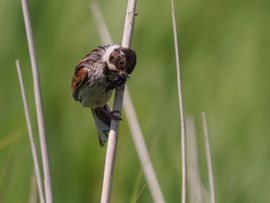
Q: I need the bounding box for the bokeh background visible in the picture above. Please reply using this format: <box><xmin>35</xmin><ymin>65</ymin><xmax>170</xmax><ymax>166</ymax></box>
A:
<box><xmin>1</xmin><ymin>0</ymin><xmax>270</xmax><ymax>202</ymax></box>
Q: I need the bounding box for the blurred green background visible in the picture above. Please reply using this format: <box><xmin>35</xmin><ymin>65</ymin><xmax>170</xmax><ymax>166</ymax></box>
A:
<box><xmin>1</xmin><ymin>0</ymin><xmax>270</xmax><ymax>202</ymax></box>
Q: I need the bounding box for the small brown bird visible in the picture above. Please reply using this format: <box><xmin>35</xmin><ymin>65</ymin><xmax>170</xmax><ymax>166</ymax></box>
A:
<box><xmin>71</xmin><ymin>45</ymin><xmax>136</xmax><ymax>146</ymax></box>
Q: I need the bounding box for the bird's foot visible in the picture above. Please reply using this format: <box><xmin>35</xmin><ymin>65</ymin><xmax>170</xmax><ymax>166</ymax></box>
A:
<box><xmin>100</xmin><ymin>107</ymin><xmax>122</xmax><ymax>121</ymax></box>
<box><xmin>108</xmin><ymin>110</ymin><xmax>122</xmax><ymax>121</ymax></box>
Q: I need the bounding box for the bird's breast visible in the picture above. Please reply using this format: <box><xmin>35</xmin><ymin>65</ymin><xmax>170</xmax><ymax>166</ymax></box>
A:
<box><xmin>77</xmin><ymin>70</ymin><xmax>118</xmax><ymax>108</ymax></box>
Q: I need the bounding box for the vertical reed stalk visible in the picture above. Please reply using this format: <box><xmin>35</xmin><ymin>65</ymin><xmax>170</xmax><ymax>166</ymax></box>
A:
<box><xmin>170</xmin><ymin>0</ymin><xmax>187</xmax><ymax>202</ymax></box>
<box><xmin>186</xmin><ymin>117</ymin><xmax>203</xmax><ymax>203</ymax></box>
<box><xmin>91</xmin><ymin>2</ymin><xmax>165</xmax><ymax>202</ymax></box>
<box><xmin>16</xmin><ymin>60</ymin><xmax>45</xmax><ymax>203</ymax></box>
<box><xmin>123</xmin><ymin>91</ymin><xmax>165</xmax><ymax>203</ymax></box>
<box><xmin>201</xmin><ymin>112</ymin><xmax>215</xmax><ymax>203</ymax></box>
<box><xmin>20</xmin><ymin>0</ymin><xmax>53</xmax><ymax>202</ymax></box>
<box><xmin>100</xmin><ymin>0</ymin><xmax>137</xmax><ymax>202</ymax></box>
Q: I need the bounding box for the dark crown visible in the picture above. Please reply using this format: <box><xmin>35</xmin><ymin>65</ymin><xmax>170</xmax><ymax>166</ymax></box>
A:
<box><xmin>121</xmin><ymin>48</ymin><xmax>137</xmax><ymax>74</ymax></box>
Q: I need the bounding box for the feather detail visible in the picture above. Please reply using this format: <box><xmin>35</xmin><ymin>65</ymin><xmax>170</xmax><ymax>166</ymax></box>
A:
<box><xmin>91</xmin><ymin>105</ymin><xmax>111</xmax><ymax>147</ymax></box>
<box><xmin>71</xmin><ymin>45</ymin><xmax>115</xmax><ymax>100</ymax></box>
<box><xmin>71</xmin><ymin>66</ymin><xmax>88</xmax><ymax>100</ymax></box>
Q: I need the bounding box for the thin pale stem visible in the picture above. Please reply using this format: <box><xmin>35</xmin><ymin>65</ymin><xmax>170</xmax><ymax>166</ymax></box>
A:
<box><xmin>90</xmin><ymin>2</ymin><xmax>113</xmax><ymax>44</ymax></box>
<box><xmin>90</xmin><ymin>2</ymin><xmax>165</xmax><ymax>202</ymax></box>
<box><xmin>100</xmin><ymin>0</ymin><xmax>137</xmax><ymax>202</ymax></box>
<box><xmin>170</xmin><ymin>0</ymin><xmax>187</xmax><ymax>202</ymax></box>
<box><xmin>16</xmin><ymin>60</ymin><xmax>45</xmax><ymax>203</ymax></box>
<box><xmin>121</xmin><ymin>1</ymin><xmax>137</xmax><ymax>48</ymax></box>
<box><xmin>201</xmin><ymin>112</ymin><xmax>215</xmax><ymax>203</ymax></box>
<box><xmin>186</xmin><ymin>117</ymin><xmax>203</xmax><ymax>203</ymax></box>
<box><xmin>123</xmin><ymin>91</ymin><xmax>165</xmax><ymax>203</ymax></box>
<box><xmin>20</xmin><ymin>0</ymin><xmax>53</xmax><ymax>202</ymax></box>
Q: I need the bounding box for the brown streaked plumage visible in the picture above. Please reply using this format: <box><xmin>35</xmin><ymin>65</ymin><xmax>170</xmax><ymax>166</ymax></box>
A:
<box><xmin>71</xmin><ymin>44</ymin><xmax>137</xmax><ymax>146</ymax></box>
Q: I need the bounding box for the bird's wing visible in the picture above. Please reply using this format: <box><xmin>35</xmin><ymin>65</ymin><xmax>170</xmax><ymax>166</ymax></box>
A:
<box><xmin>71</xmin><ymin>46</ymin><xmax>107</xmax><ymax>100</ymax></box>
<box><xmin>71</xmin><ymin>65</ymin><xmax>89</xmax><ymax>100</ymax></box>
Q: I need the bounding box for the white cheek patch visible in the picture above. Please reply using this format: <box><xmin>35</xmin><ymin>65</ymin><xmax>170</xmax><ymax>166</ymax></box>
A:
<box><xmin>102</xmin><ymin>45</ymin><xmax>120</xmax><ymax>71</ymax></box>
<box><xmin>107</xmin><ymin>62</ymin><xmax>117</xmax><ymax>71</ymax></box>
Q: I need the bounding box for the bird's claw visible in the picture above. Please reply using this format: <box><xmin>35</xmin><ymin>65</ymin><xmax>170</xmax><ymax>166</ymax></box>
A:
<box><xmin>109</xmin><ymin>110</ymin><xmax>122</xmax><ymax>121</ymax></box>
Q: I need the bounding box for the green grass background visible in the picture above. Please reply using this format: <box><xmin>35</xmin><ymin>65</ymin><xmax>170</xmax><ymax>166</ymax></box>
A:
<box><xmin>1</xmin><ymin>0</ymin><xmax>270</xmax><ymax>202</ymax></box>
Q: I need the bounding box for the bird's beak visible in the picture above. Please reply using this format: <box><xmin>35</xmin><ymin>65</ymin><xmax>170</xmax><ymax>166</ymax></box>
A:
<box><xmin>119</xmin><ymin>71</ymin><xmax>129</xmax><ymax>79</ymax></box>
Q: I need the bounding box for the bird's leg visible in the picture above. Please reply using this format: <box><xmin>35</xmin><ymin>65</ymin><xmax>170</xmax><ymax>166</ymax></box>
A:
<box><xmin>101</xmin><ymin>106</ymin><xmax>122</xmax><ymax>121</ymax></box>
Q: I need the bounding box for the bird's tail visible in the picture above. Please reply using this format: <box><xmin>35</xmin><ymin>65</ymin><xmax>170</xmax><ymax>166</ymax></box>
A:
<box><xmin>91</xmin><ymin>105</ymin><xmax>111</xmax><ymax>147</ymax></box>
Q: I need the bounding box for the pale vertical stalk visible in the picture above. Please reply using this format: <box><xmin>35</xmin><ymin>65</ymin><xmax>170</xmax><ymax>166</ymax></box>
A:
<box><xmin>90</xmin><ymin>2</ymin><xmax>113</xmax><ymax>44</ymax></box>
<box><xmin>90</xmin><ymin>3</ymin><xmax>165</xmax><ymax>202</ymax></box>
<box><xmin>170</xmin><ymin>0</ymin><xmax>187</xmax><ymax>202</ymax></box>
<box><xmin>201</xmin><ymin>112</ymin><xmax>215</xmax><ymax>203</ymax></box>
<box><xmin>123</xmin><ymin>91</ymin><xmax>165</xmax><ymax>203</ymax></box>
<box><xmin>100</xmin><ymin>0</ymin><xmax>137</xmax><ymax>202</ymax></box>
<box><xmin>121</xmin><ymin>0</ymin><xmax>137</xmax><ymax>49</ymax></box>
<box><xmin>16</xmin><ymin>60</ymin><xmax>45</xmax><ymax>203</ymax></box>
<box><xmin>20</xmin><ymin>0</ymin><xmax>53</xmax><ymax>202</ymax></box>
<box><xmin>186</xmin><ymin>117</ymin><xmax>203</xmax><ymax>203</ymax></box>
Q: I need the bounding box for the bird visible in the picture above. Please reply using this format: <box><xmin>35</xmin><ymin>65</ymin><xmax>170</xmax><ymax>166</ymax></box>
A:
<box><xmin>71</xmin><ymin>44</ymin><xmax>137</xmax><ymax>146</ymax></box>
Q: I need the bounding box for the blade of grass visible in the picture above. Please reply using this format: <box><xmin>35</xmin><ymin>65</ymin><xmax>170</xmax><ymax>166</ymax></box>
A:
<box><xmin>129</xmin><ymin>169</ymin><xmax>143</xmax><ymax>203</ymax></box>
<box><xmin>170</xmin><ymin>0</ymin><xmax>187</xmax><ymax>202</ymax></box>
<box><xmin>0</xmin><ymin>132</ymin><xmax>20</xmax><ymax>150</ymax></box>
<box><xmin>20</xmin><ymin>0</ymin><xmax>53</xmax><ymax>202</ymax></box>
<box><xmin>15</xmin><ymin>60</ymin><xmax>45</xmax><ymax>203</ymax></box>
<box><xmin>132</xmin><ymin>181</ymin><xmax>147</xmax><ymax>203</ymax></box>
<box><xmin>0</xmin><ymin>147</ymin><xmax>14</xmax><ymax>191</ymax></box>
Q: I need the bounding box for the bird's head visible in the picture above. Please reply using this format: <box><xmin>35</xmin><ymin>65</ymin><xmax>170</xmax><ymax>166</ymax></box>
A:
<box><xmin>103</xmin><ymin>45</ymin><xmax>137</xmax><ymax>78</ymax></box>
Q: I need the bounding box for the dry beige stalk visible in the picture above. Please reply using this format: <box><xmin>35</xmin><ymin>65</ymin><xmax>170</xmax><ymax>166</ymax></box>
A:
<box><xmin>170</xmin><ymin>0</ymin><xmax>187</xmax><ymax>202</ymax></box>
<box><xmin>100</xmin><ymin>1</ymin><xmax>138</xmax><ymax>202</ymax></box>
<box><xmin>20</xmin><ymin>0</ymin><xmax>53</xmax><ymax>202</ymax></box>
<box><xmin>16</xmin><ymin>60</ymin><xmax>45</xmax><ymax>203</ymax></box>
<box><xmin>91</xmin><ymin>2</ymin><xmax>165</xmax><ymax>202</ymax></box>
<box><xmin>201</xmin><ymin>112</ymin><xmax>216</xmax><ymax>203</ymax></box>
